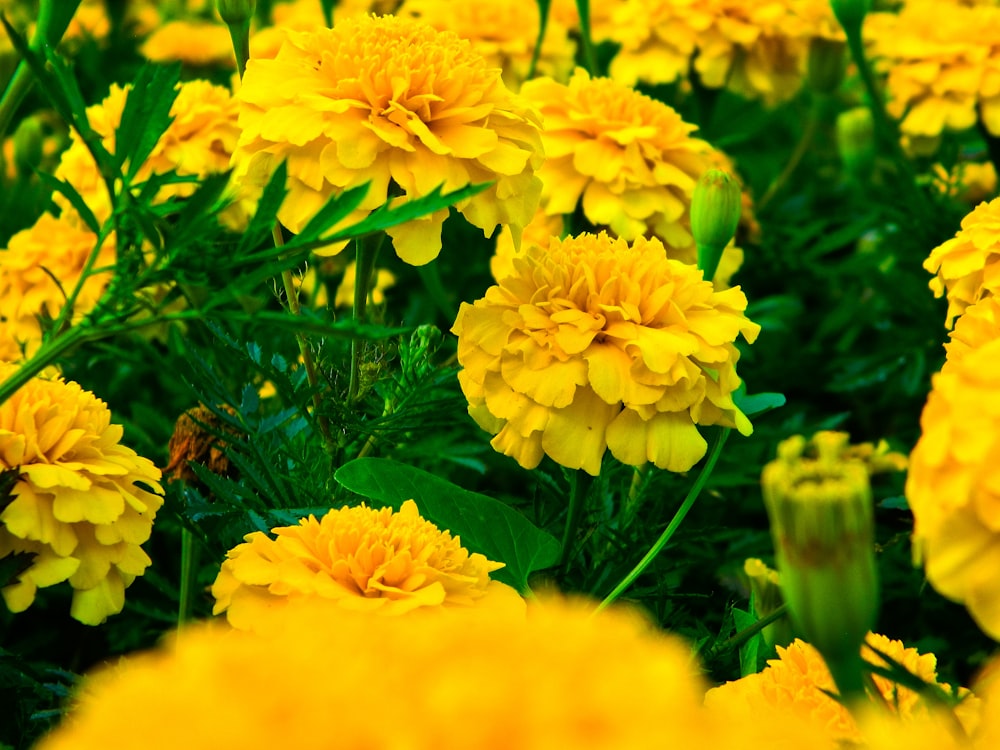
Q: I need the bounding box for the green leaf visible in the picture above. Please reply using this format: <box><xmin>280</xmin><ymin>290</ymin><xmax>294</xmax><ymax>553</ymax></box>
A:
<box><xmin>735</xmin><ymin>389</ymin><xmax>786</xmax><ymax>418</ymax></box>
<box><xmin>114</xmin><ymin>64</ymin><xmax>180</xmax><ymax>179</ymax></box>
<box><xmin>36</xmin><ymin>172</ymin><xmax>101</xmax><ymax>233</ymax></box>
<box><xmin>237</xmin><ymin>160</ymin><xmax>289</xmax><ymax>255</ymax></box>
<box><xmin>334</xmin><ymin>457</ymin><xmax>560</xmax><ymax>592</ymax></box>
<box><xmin>733</xmin><ymin>606</ymin><xmax>762</xmax><ymax>677</ymax></box>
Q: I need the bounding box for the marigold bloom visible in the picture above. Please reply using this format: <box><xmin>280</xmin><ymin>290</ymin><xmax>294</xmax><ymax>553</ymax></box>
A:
<box><xmin>906</xmin><ymin>338</ymin><xmax>1000</xmax><ymax>641</ymax></box>
<box><xmin>0</xmin><ymin>213</ymin><xmax>115</xmax><ymax>361</ymax></box>
<box><xmin>944</xmin><ymin>297</ymin><xmax>1000</xmax><ymax>367</ymax></box>
<box><xmin>705</xmin><ymin>635</ymin><xmax>980</xmax><ymax>744</ymax></box>
<box><xmin>231</xmin><ymin>14</ymin><xmax>544</xmax><ymax>265</ymax></box>
<box><xmin>36</xmin><ymin>597</ymin><xmax>731</xmax><ymax>750</ymax></box>
<box><xmin>452</xmin><ymin>231</ymin><xmax>760</xmax><ymax>476</ymax></box>
<box><xmin>0</xmin><ymin>365</ymin><xmax>164</xmax><ymax>625</ymax></box>
<box><xmin>866</xmin><ymin>0</ymin><xmax>1000</xmax><ymax>153</ymax></box>
<box><xmin>53</xmin><ymin>79</ymin><xmax>248</xmax><ymax>231</ymax></box>
<box><xmin>398</xmin><ymin>0</ymin><xmax>577</xmax><ymax>90</ymax></box>
<box><xmin>924</xmin><ymin>197</ymin><xmax>1000</xmax><ymax>327</ymax></box>
<box><xmin>211</xmin><ymin>499</ymin><xmax>521</xmax><ymax>629</ymax></box>
<box><xmin>609</xmin><ymin>0</ymin><xmax>842</xmax><ymax>104</ymax></box>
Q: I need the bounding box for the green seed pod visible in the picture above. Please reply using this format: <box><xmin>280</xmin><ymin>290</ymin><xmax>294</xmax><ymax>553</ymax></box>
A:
<box><xmin>12</xmin><ymin>116</ymin><xmax>44</xmax><ymax>177</ymax></box>
<box><xmin>836</xmin><ymin>107</ymin><xmax>875</xmax><ymax>181</ymax></box>
<box><xmin>691</xmin><ymin>169</ymin><xmax>741</xmax><ymax>281</ymax></box>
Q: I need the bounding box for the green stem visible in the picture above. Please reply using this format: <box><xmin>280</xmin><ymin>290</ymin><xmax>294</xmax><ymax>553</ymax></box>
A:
<box><xmin>575</xmin><ymin>0</ymin><xmax>598</xmax><ymax>76</ymax></box>
<box><xmin>826</xmin><ymin>652</ymin><xmax>868</xmax><ymax>708</ymax></box>
<box><xmin>0</xmin><ymin>325</ymin><xmax>88</xmax><ymax>407</ymax></box>
<box><xmin>226</xmin><ymin>21</ymin><xmax>251</xmax><ymax>80</ymax></box>
<box><xmin>347</xmin><ymin>233</ymin><xmax>384</xmax><ymax>403</ymax></box>
<box><xmin>177</xmin><ymin>527</ymin><xmax>198</xmax><ymax>626</ymax></box>
<box><xmin>417</xmin><ymin>262</ymin><xmax>456</xmax><ymax>323</ymax></box>
<box><xmin>596</xmin><ymin>428</ymin><xmax>730</xmax><ymax>611</ymax></box>
<box><xmin>559</xmin><ymin>470</ymin><xmax>591</xmax><ymax>569</ymax></box>
<box><xmin>703</xmin><ymin>604</ymin><xmax>789</xmax><ymax>661</ymax></box>
<box><xmin>527</xmin><ymin>0</ymin><xmax>552</xmax><ymax>81</ymax></box>
<box><xmin>757</xmin><ymin>100</ymin><xmax>822</xmax><ymax>214</ymax></box>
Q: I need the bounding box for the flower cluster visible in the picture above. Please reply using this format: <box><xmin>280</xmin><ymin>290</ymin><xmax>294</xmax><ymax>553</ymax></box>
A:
<box><xmin>211</xmin><ymin>500</ymin><xmax>521</xmax><ymax>629</ymax></box>
<box><xmin>866</xmin><ymin>0</ymin><xmax>1000</xmax><ymax>153</ymax></box>
<box><xmin>906</xmin><ymin>337</ymin><xmax>1000</xmax><ymax>641</ymax></box>
<box><xmin>705</xmin><ymin>635</ymin><xmax>980</xmax><ymax>744</ymax></box>
<box><xmin>453</xmin><ymin>231</ymin><xmax>760</xmax><ymax>476</ymax></box>
<box><xmin>608</xmin><ymin>0</ymin><xmax>842</xmax><ymax>104</ymax></box>
<box><xmin>924</xmin><ymin>197</ymin><xmax>1000</xmax><ymax>328</ymax></box>
<box><xmin>231</xmin><ymin>14</ymin><xmax>544</xmax><ymax>266</ymax></box>
<box><xmin>398</xmin><ymin>0</ymin><xmax>577</xmax><ymax>90</ymax></box>
<box><xmin>519</xmin><ymin>68</ymin><xmax>745</xmax><ymax>282</ymax></box>
<box><xmin>0</xmin><ymin>365</ymin><xmax>163</xmax><ymax>625</ymax></box>
<box><xmin>36</xmin><ymin>598</ymin><xmax>732</xmax><ymax>750</ymax></box>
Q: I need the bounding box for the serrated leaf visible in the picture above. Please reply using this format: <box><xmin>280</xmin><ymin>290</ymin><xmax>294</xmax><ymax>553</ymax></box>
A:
<box><xmin>36</xmin><ymin>172</ymin><xmax>101</xmax><ymax>233</ymax></box>
<box><xmin>237</xmin><ymin>161</ymin><xmax>289</xmax><ymax>255</ymax></box>
<box><xmin>334</xmin><ymin>457</ymin><xmax>560</xmax><ymax>592</ymax></box>
<box><xmin>115</xmin><ymin>64</ymin><xmax>180</xmax><ymax>179</ymax></box>
<box><xmin>733</xmin><ymin>606</ymin><xmax>762</xmax><ymax>677</ymax></box>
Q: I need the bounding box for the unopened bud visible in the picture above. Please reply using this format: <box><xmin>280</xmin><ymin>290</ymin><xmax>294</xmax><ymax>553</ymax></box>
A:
<box><xmin>830</xmin><ymin>0</ymin><xmax>871</xmax><ymax>37</ymax></box>
<box><xmin>217</xmin><ymin>0</ymin><xmax>256</xmax><ymax>25</ymax></box>
<box><xmin>761</xmin><ymin>432</ymin><xmax>878</xmax><ymax>696</ymax></box>
<box><xmin>12</xmin><ymin>116</ymin><xmax>44</xmax><ymax>177</ymax></box>
<box><xmin>743</xmin><ymin>558</ymin><xmax>792</xmax><ymax>651</ymax></box>
<box><xmin>837</xmin><ymin>107</ymin><xmax>875</xmax><ymax>181</ymax></box>
<box><xmin>807</xmin><ymin>37</ymin><xmax>846</xmax><ymax>95</ymax></box>
<box><xmin>691</xmin><ymin>169</ymin><xmax>741</xmax><ymax>281</ymax></box>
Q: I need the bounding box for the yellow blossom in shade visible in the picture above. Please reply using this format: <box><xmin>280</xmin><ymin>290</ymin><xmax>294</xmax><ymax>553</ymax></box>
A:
<box><xmin>0</xmin><ymin>213</ymin><xmax>116</xmax><ymax>361</ymax></box>
<box><xmin>865</xmin><ymin>0</ymin><xmax>1000</xmax><ymax>153</ymax></box>
<box><xmin>139</xmin><ymin>20</ymin><xmax>235</xmax><ymax>67</ymax></box>
<box><xmin>944</xmin><ymin>297</ymin><xmax>1000</xmax><ymax>367</ymax></box>
<box><xmin>398</xmin><ymin>0</ymin><xmax>577</xmax><ymax>90</ymax></box>
<box><xmin>35</xmin><ymin>597</ymin><xmax>733</xmax><ymax>750</ymax></box>
<box><xmin>332</xmin><ymin>262</ymin><xmax>395</xmax><ymax>309</ymax></box>
<box><xmin>231</xmin><ymin>14</ymin><xmax>544</xmax><ymax>266</ymax></box>
<box><xmin>452</xmin><ymin>231</ymin><xmax>760</xmax><ymax>476</ymax></box>
<box><xmin>53</xmin><ymin>79</ymin><xmax>249</xmax><ymax>231</ymax></box>
<box><xmin>211</xmin><ymin>500</ymin><xmax>522</xmax><ymax>629</ymax></box>
<box><xmin>924</xmin><ymin>197</ymin><xmax>1000</xmax><ymax>328</ymax></box>
<box><xmin>906</xmin><ymin>338</ymin><xmax>1000</xmax><ymax>641</ymax></box>
<box><xmin>705</xmin><ymin>635</ymin><xmax>981</xmax><ymax>744</ymax></box>
<box><xmin>609</xmin><ymin>0</ymin><xmax>841</xmax><ymax>105</ymax></box>
<box><xmin>0</xmin><ymin>364</ymin><xmax>164</xmax><ymax>625</ymax></box>
<box><xmin>932</xmin><ymin>161</ymin><xmax>998</xmax><ymax>205</ymax></box>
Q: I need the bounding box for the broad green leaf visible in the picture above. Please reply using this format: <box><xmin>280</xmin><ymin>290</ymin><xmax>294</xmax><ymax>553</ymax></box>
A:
<box><xmin>334</xmin><ymin>457</ymin><xmax>560</xmax><ymax>592</ymax></box>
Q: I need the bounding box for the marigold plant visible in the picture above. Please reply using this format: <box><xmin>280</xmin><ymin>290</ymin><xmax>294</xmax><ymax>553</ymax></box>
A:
<box><xmin>906</xmin><ymin>338</ymin><xmax>1000</xmax><ymax>641</ymax></box>
<box><xmin>231</xmin><ymin>14</ymin><xmax>544</xmax><ymax>265</ymax></box>
<box><xmin>0</xmin><ymin>365</ymin><xmax>164</xmax><ymax>625</ymax></box>
<box><xmin>211</xmin><ymin>499</ymin><xmax>521</xmax><ymax>629</ymax></box>
<box><xmin>452</xmin><ymin>231</ymin><xmax>760</xmax><ymax>476</ymax></box>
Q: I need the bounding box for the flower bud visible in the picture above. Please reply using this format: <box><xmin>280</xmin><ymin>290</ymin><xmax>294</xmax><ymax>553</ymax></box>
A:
<box><xmin>837</xmin><ymin>107</ymin><xmax>875</xmax><ymax>181</ymax></box>
<box><xmin>743</xmin><ymin>558</ymin><xmax>792</xmax><ymax>651</ymax></box>
<box><xmin>807</xmin><ymin>37</ymin><xmax>846</xmax><ymax>95</ymax></box>
<box><xmin>12</xmin><ymin>115</ymin><xmax>44</xmax><ymax>177</ymax></box>
<box><xmin>217</xmin><ymin>0</ymin><xmax>256</xmax><ymax>25</ymax></box>
<box><xmin>830</xmin><ymin>0</ymin><xmax>871</xmax><ymax>36</ymax></box>
<box><xmin>761</xmin><ymin>432</ymin><xmax>878</xmax><ymax>696</ymax></box>
<box><xmin>691</xmin><ymin>169</ymin><xmax>741</xmax><ymax>281</ymax></box>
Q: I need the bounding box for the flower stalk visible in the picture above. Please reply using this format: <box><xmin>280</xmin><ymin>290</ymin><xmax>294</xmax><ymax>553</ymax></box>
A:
<box><xmin>347</xmin><ymin>233</ymin><xmax>385</xmax><ymax>404</ymax></box>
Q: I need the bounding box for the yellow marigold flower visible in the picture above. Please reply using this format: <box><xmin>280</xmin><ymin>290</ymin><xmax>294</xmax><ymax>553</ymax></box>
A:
<box><xmin>140</xmin><ymin>19</ymin><xmax>235</xmax><ymax>67</ymax></box>
<box><xmin>944</xmin><ymin>296</ymin><xmax>1000</xmax><ymax>367</ymax></box>
<box><xmin>36</xmin><ymin>597</ymin><xmax>728</xmax><ymax>750</ymax></box>
<box><xmin>53</xmin><ymin>79</ymin><xmax>249</xmax><ymax>231</ymax></box>
<box><xmin>907</xmin><ymin>338</ymin><xmax>1000</xmax><ymax>641</ymax></box>
<box><xmin>705</xmin><ymin>635</ymin><xmax>980</xmax><ymax>744</ymax></box>
<box><xmin>211</xmin><ymin>499</ymin><xmax>521</xmax><ymax>629</ymax></box>
<box><xmin>232</xmin><ymin>14</ymin><xmax>544</xmax><ymax>266</ymax></box>
<box><xmin>0</xmin><ymin>364</ymin><xmax>164</xmax><ymax>625</ymax></box>
<box><xmin>491</xmin><ymin>208</ymin><xmax>564</xmax><ymax>282</ymax></box>
<box><xmin>609</xmin><ymin>0</ymin><xmax>841</xmax><ymax>105</ymax></box>
<box><xmin>866</xmin><ymin>0</ymin><xmax>1000</xmax><ymax>153</ymax></box>
<box><xmin>398</xmin><ymin>0</ymin><xmax>577</xmax><ymax>90</ymax></box>
<box><xmin>452</xmin><ymin>231</ymin><xmax>760</xmax><ymax>476</ymax></box>
<box><xmin>0</xmin><ymin>213</ymin><xmax>115</xmax><ymax>361</ymax></box>
<box><xmin>924</xmin><ymin>197</ymin><xmax>1000</xmax><ymax>328</ymax></box>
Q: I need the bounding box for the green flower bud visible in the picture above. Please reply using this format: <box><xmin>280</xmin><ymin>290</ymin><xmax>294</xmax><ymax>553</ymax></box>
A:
<box><xmin>217</xmin><ymin>0</ymin><xmax>256</xmax><ymax>25</ymax></box>
<box><xmin>743</xmin><ymin>558</ymin><xmax>792</xmax><ymax>651</ymax></box>
<box><xmin>830</xmin><ymin>0</ymin><xmax>871</xmax><ymax>36</ymax></box>
<box><xmin>807</xmin><ymin>37</ymin><xmax>846</xmax><ymax>95</ymax></box>
<box><xmin>12</xmin><ymin>115</ymin><xmax>44</xmax><ymax>177</ymax></box>
<box><xmin>691</xmin><ymin>169</ymin><xmax>741</xmax><ymax>281</ymax></box>
<box><xmin>836</xmin><ymin>107</ymin><xmax>875</xmax><ymax>181</ymax></box>
<box><xmin>761</xmin><ymin>432</ymin><xmax>879</xmax><ymax>699</ymax></box>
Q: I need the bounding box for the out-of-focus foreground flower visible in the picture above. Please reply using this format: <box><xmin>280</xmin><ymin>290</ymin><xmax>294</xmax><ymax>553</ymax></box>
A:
<box><xmin>924</xmin><ymin>197</ymin><xmax>1000</xmax><ymax>328</ymax></box>
<box><xmin>907</xmin><ymin>337</ymin><xmax>1000</xmax><ymax>641</ymax></box>
<box><xmin>211</xmin><ymin>499</ymin><xmax>521</xmax><ymax>629</ymax></box>
<box><xmin>453</xmin><ymin>231</ymin><xmax>760</xmax><ymax>476</ymax></box>
<box><xmin>231</xmin><ymin>13</ymin><xmax>544</xmax><ymax>265</ymax></box>
<box><xmin>0</xmin><ymin>365</ymin><xmax>163</xmax><ymax>625</ymax></box>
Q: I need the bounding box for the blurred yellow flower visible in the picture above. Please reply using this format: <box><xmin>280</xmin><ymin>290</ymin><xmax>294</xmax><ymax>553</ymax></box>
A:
<box><xmin>37</xmin><ymin>597</ymin><xmax>725</xmax><ymax>750</ymax></box>
<box><xmin>398</xmin><ymin>0</ymin><xmax>576</xmax><ymax>90</ymax></box>
<box><xmin>140</xmin><ymin>20</ymin><xmax>235</xmax><ymax>67</ymax></box>
<box><xmin>907</xmin><ymin>338</ymin><xmax>1000</xmax><ymax>641</ymax></box>
<box><xmin>232</xmin><ymin>14</ymin><xmax>544</xmax><ymax>265</ymax></box>
<box><xmin>211</xmin><ymin>499</ymin><xmax>521</xmax><ymax>629</ymax></box>
<box><xmin>452</xmin><ymin>231</ymin><xmax>760</xmax><ymax>476</ymax></box>
<box><xmin>932</xmin><ymin>161</ymin><xmax>998</xmax><ymax>205</ymax></box>
<box><xmin>924</xmin><ymin>197</ymin><xmax>1000</xmax><ymax>328</ymax></box>
<box><xmin>0</xmin><ymin>364</ymin><xmax>164</xmax><ymax>625</ymax></box>
<box><xmin>53</xmin><ymin>79</ymin><xmax>249</xmax><ymax>231</ymax></box>
<box><xmin>866</xmin><ymin>0</ymin><xmax>1000</xmax><ymax>154</ymax></box>
<box><xmin>0</xmin><ymin>213</ymin><xmax>115</xmax><ymax>361</ymax></box>
<box><xmin>705</xmin><ymin>635</ymin><xmax>980</xmax><ymax>744</ymax></box>
<box><xmin>609</xmin><ymin>0</ymin><xmax>841</xmax><ymax>104</ymax></box>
